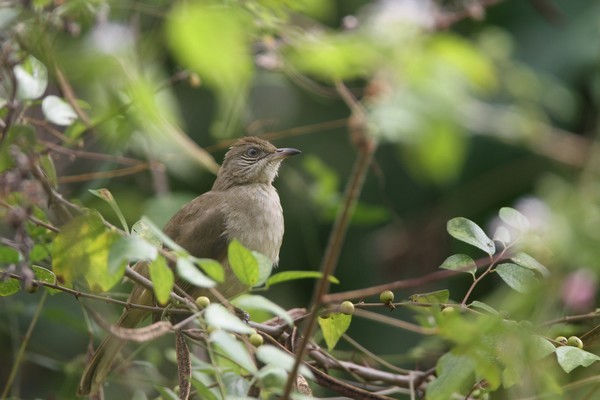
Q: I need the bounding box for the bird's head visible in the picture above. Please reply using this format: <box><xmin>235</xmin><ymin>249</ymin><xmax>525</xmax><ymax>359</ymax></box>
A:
<box><xmin>213</xmin><ymin>136</ymin><xmax>300</xmax><ymax>190</ymax></box>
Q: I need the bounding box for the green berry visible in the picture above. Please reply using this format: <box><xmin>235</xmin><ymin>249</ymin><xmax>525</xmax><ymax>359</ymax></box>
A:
<box><xmin>379</xmin><ymin>290</ymin><xmax>394</xmax><ymax>304</ymax></box>
<box><xmin>555</xmin><ymin>336</ymin><xmax>568</xmax><ymax>345</ymax></box>
<box><xmin>195</xmin><ymin>296</ymin><xmax>210</xmax><ymax>308</ymax></box>
<box><xmin>567</xmin><ymin>336</ymin><xmax>583</xmax><ymax>349</ymax></box>
<box><xmin>249</xmin><ymin>333</ymin><xmax>264</xmax><ymax>347</ymax></box>
<box><xmin>441</xmin><ymin>306</ymin><xmax>457</xmax><ymax>316</ymax></box>
<box><xmin>340</xmin><ymin>301</ymin><xmax>355</xmax><ymax>315</ymax></box>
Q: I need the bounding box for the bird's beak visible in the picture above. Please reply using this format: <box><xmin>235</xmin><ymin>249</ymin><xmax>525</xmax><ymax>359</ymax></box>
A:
<box><xmin>272</xmin><ymin>147</ymin><xmax>301</xmax><ymax>159</ymax></box>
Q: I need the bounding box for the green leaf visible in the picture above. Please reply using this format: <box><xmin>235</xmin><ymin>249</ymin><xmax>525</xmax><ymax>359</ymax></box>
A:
<box><xmin>439</xmin><ymin>254</ymin><xmax>476</xmax><ymax>276</ymax></box>
<box><xmin>190</xmin><ymin>257</ymin><xmax>224</xmax><ymax>283</ymax></box>
<box><xmin>0</xmin><ymin>246</ymin><xmax>21</xmax><ymax>263</ymax></box>
<box><xmin>14</xmin><ymin>55</ymin><xmax>47</xmax><ymax>100</ymax></box>
<box><xmin>131</xmin><ymin>219</ymin><xmax>162</xmax><ymax>248</ymax></box>
<box><xmin>31</xmin><ymin>265</ymin><xmax>59</xmax><ymax>295</ymax></box>
<box><xmin>166</xmin><ymin>3</ymin><xmax>252</xmax><ymax>91</ymax></box>
<box><xmin>42</xmin><ymin>95</ymin><xmax>77</xmax><ymax>126</ymax></box>
<box><xmin>409</xmin><ymin>289</ymin><xmax>450</xmax><ymax>304</ymax></box>
<box><xmin>89</xmin><ymin>188</ymin><xmax>129</xmax><ymax>232</ymax></box>
<box><xmin>510</xmin><ymin>252</ymin><xmax>550</xmax><ymax>277</ymax></box>
<box><xmin>138</xmin><ymin>216</ymin><xmax>184</xmax><ymax>252</ymax></box>
<box><xmin>255</xmin><ymin>345</ymin><xmax>314</xmax><ymax>379</ymax></box>
<box><xmin>556</xmin><ymin>346</ymin><xmax>600</xmax><ymax>373</ymax></box>
<box><xmin>204</xmin><ymin>304</ymin><xmax>254</xmax><ymax>334</ymax></box>
<box><xmin>176</xmin><ymin>257</ymin><xmax>216</xmax><ymax>289</ymax></box>
<box><xmin>52</xmin><ymin>214</ymin><xmax>121</xmax><ymax>291</ymax></box>
<box><xmin>148</xmin><ymin>256</ymin><xmax>174</xmax><ymax>305</ymax></box>
<box><xmin>209</xmin><ymin>330</ymin><xmax>257</xmax><ymax>373</ymax></box>
<box><xmin>0</xmin><ymin>276</ymin><xmax>20</xmax><ymax>296</ymax></box>
<box><xmin>493</xmin><ymin>226</ymin><xmax>511</xmax><ymax>244</ymax></box>
<box><xmin>318</xmin><ymin>313</ymin><xmax>352</xmax><ymax>351</ymax></box>
<box><xmin>252</xmin><ymin>251</ymin><xmax>274</xmax><ymax>287</ymax></box>
<box><xmin>499</xmin><ymin>207</ymin><xmax>530</xmax><ymax>231</ymax></box>
<box><xmin>228</xmin><ymin>239</ymin><xmax>259</xmax><ymax>287</ymax></box>
<box><xmin>108</xmin><ymin>236</ymin><xmax>158</xmax><ymax>275</ymax></box>
<box><xmin>447</xmin><ymin>217</ymin><xmax>495</xmax><ymax>255</ymax></box>
<box><xmin>266</xmin><ymin>270</ymin><xmax>340</xmax><ymax>287</ymax></box>
<box><xmin>495</xmin><ymin>263</ymin><xmax>537</xmax><ymax>293</ymax></box>
<box><xmin>426</xmin><ymin>352</ymin><xmax>475</xmax><ymax>400</ymax></box>
<box><xmin>233</xmin><ymin>294</ymin><xmax>293</xmax><ymax>326</ymax></box>
<box><xmin>530</xmin><ymin>336</ymin><xmax>556</xmax><ymax>360</ymax></box>
<box><xmin>469</xmin><ymin>301</ymin><xmax>500</xmax><ymax>316</ymax></box>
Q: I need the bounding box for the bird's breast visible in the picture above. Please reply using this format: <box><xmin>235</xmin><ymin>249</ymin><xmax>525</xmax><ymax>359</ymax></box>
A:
<box><xmin>222</xmin><ymin>184</ymin><xmax>284</xmax><ymax>264</ymax></box>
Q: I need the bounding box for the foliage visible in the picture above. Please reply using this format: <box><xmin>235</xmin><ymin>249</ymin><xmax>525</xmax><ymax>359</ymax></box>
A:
<box><xmin>1</xmin><ymin>0</ymin><xmax>600</xmax><ymax>400</ymax></box>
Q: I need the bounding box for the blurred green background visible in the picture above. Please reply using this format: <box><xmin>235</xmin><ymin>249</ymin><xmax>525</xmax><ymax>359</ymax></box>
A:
<box><xmin>1</xmin><ymin>0</ymin><xmax>599</xmax><ymax>398</ymax></box>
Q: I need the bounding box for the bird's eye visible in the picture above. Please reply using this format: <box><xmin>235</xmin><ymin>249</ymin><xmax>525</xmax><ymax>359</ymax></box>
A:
<box><xmin>246</xmin><ymin>147</ymin><xmax>259</xmax><ymax>157</ymax></box>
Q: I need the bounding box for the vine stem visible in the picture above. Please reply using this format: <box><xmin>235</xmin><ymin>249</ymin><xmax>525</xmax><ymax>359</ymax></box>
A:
<box><xmin>281</xmin><ymin>81</ymin><xmax>376</xmax><ymax>399</ymax></box>
<box><xmin>461</xmin><ymin>246</ymin><xmax>509</xmax><ymax>306</ymax></box>
<box><xmin>1</xmin><ymin>290</ymin><xmax>48</xmax><ymax>400</ymax></box>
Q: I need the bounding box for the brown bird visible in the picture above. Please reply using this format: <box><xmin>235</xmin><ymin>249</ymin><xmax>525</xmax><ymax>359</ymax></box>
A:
<box><xmin>78</xmin><ymin>136</ymin><xmax>300</xmax><ymax>396</ymax></box>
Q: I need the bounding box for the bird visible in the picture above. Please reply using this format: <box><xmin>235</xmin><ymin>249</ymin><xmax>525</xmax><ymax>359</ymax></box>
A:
<box><xmin>78</xmin><ymin>136</ymin><xmax>300</xmax><ymax>396</ymax></box>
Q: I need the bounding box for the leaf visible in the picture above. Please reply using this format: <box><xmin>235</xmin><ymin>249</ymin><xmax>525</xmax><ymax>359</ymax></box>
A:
<box><xmin>447</xmin><ymin>217</ymin><xmax>495</xmax><ymax>255</ymax></box>
<box><xmin>14</xmin><ymin>55</ymin><xmax>48</xmax><ymax>100</ymax></box>
<box><xmin>493</xmin><ymin>226</ymin><xmax>511</xmax><ymax>244</ymax></box>
<box><xmin>148</xmin><ymin>256</ymin><xmax>174</xmax><ymax>305</ymax></box>
<box><xmin>0</xmin><ymin>246</ymin><xmax>21</xmax><ymax>263</ymax></box>
<box><xmin>31</xmin><ymin>265</ymin><xmax>59</xmax><ymax>295</ymax></box>
<box><xmin>108</xmin><ymin>236</ymin><xmax>158</xmax><ymax>275</ymax></box>
<box><xmin>139</xmin><ymin>216</ymin><xmax>184</xmax><ymax>252</ymax></box>
<box><xmin>233</xmin><ymin>294</ymin><xmax>293</xmax><ymax>326</ymax></box>
<box><xmin>204</xmin><ymin>304</ymin><xmax>254</xmax><ymax>334</ymax></box>
<box><xmin>409</xmin><ymin>289</ymin><xmax>450</xmax><ymax>304</ymax></box>
<box><xmin>256</xmin><ymin>345</ymin><xmax>314</xmax><ymax>379</ymax></box>
<box><xmin>495</xmin><ymin>263</ymin><xmax>538</xmax><ymax>293</ymax></box>
<box><xmin>266</xmin><ymin>270</ymin><xmax>340</xmax><ymax>287</ymax></box>
<box><xmin>0</xmin><ymin>276</ymin><xmax>20</xmax><ymax>296</ymax></box>
<box><xmin>426</xmin><ymin>352</ymin><xmax>475</xmax><ymax>400</ymax></box>
<box><xmin>530</xmin><ymin>336</ymin><xmax>556</xmax><ymax>360</ymax></box>
<box><xmin>131</xmin><ymin>219</ymin><xmax>163</xmax><ymax>248</ymax></box>
<box><xmin>556</xmin><ymin>346</ymin><xmax>600</xmax><ymax>373</ymax></box>
<box><xmin>191</xmin><ymin>257</ymin><xmax>224</xmax><ymax>283</ymax></box>
<box><xmin>227</xmin><ymin>239</ymin><xmax>259</xmax><ymax>287</ymax></box>
<box><xmin>176</xmin><ymin>257</ymin><xmax>216</xmax><ymax>288</ymax></box>
<box><xmin>209</xmin><ymin>330</ymin><xmax>257</xmax><ymax>373</ymax></box>
<box><xmin>511</xmin><ymin>252</ymin><xmax>550</xmax><ymax>277</ymax></box>
<box><xmin>52</xmin><ymin>214</ymin><xmax>122</xmax><ymax>291</ymax></box>
<box><xmin>318</xmin><ymin>313</ymin><xmax>352</xmax><ymax>351</ymax></box>
<box><xmin>89</xmin><ymin>188</ymin><xmax>129</xmax><ymax>232</ymax></box>
<box><xmin>499</xmin><ymin>207</ymin><xmax>530</xmax><ymax>231</ymax></box>
<box><xmin>439</xmin><ymin>254</ymin><xmax>476</xmax><ymax>276</ymax></box>
<box><xmin>469</xmin><ymin>301</ymin><xmax>500</xmax><ymax>316</ymax></box>
<box><xmin>252</xmin><ymin>251</ymin><xmax>274</xmax><ymax>287</ymax></box>
<box><xmin>42</xmin><ymin>95</ymin><xmax>77</xmax><ymax>126</ymax></box>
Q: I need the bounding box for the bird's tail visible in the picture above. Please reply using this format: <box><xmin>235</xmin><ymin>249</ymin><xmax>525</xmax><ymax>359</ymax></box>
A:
<box><xmin>78</xmin><ymin>289</ymin><xmax>152</xmax><ymax>396</ymax></box>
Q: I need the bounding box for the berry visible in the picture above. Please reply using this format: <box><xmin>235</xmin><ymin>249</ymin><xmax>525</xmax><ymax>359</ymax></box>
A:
<box><xmin>554</xmin><ymin>336</ymin><xmax>568</xmax><ymax>345</ymax></box>
<box><xmin>567</xmin><ymin>336</ymin><xmax>583</xmax><ymax>349</ymax></box>
<box><xmin>379</xmin><ymin>290</ymin><xmax>394</xmax><ymax>304</ymax></box>
<box><xmin>195</xmin><ymin>296</ymin><xmax>210</xmax><ymax>308</ymax></box>
<box><xmin>249</xmin><ymin>333</ymin><xmax>264</xmax><ymax>347</ymax></box>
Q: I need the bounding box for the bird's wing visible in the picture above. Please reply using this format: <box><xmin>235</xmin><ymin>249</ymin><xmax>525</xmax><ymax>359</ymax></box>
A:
<box><xmin>163</xmin><ymin>191</ymin><xmax>229</xmax><ymax>262</ymax></box>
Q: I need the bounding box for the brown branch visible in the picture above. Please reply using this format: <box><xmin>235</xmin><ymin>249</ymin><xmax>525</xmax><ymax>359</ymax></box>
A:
<box><xmin>0</xmin><ymin>199</ymin><xmax>60</xmax><ymax>233</ymax></box>
<box><xmin>58</xmin><ymin>162</ymin><xmax>152</xmax><ymax>183</ymax></box>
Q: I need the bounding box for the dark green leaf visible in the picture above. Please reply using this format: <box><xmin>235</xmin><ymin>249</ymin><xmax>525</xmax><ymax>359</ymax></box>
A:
<box><xmin>318</xmin><ymin>313</ymin><xmax>352</xmax><ymax>351</ymax></box>
<box><xmin>495</xmin><ymin>263</ymin><xmax>537</xmax><ymax>293</ymax></box>
<box><xmin>0</xmin><ymin>276</ymin><xmax>20</xmax><ymax>296</ymax></box>
<box><xmin>31</xmin><ymin>265</ymin><xmax>59</xmax><ymax>295</ymax></box>
<box><xmin>439</xmin><ymin>254</ymin><xmax>476</xmax><ymax>276</ymax></box>
<box><xmin>266</xmin><ymin>270</ymin><xmax>339</xmax><ymax>287</ymax></box>
<box><xmin>227</xmin><ymin>239</ymin><xmax>259</xmax><ymax>287</ymax></box>
<box><xmin>409</xmin><ymin>289</ymin><xmax>450</xmax><ymax>304</ymax></box>
<box><xmin>148</xmin><ymin>255</ymin><xmax>174</xmax><ymax>305</ymax></box>
<box><xmin>426</xmin><ymin>352</ymin><xmax>475</xmax><ymax>400</ymax></box>
<box><xmin>556</xmin><ymin>346</ymin><xmax>599</xmax><ymax>373</ymax></box>
<box><xmin>447</xmin><ymin>217</ymin><xmax>495</xmax><ymax>255</ymax></box>
<box><xmin>0</xmin><ymin>246</ymin><xmax>21</xmax><ymax>263</ymax></box>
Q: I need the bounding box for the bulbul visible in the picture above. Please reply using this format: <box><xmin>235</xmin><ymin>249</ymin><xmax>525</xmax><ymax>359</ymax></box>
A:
<box><xmin>78</xmin><ymin>136</ymin><xmax>300</xmax><ymax>396</ymax></box>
